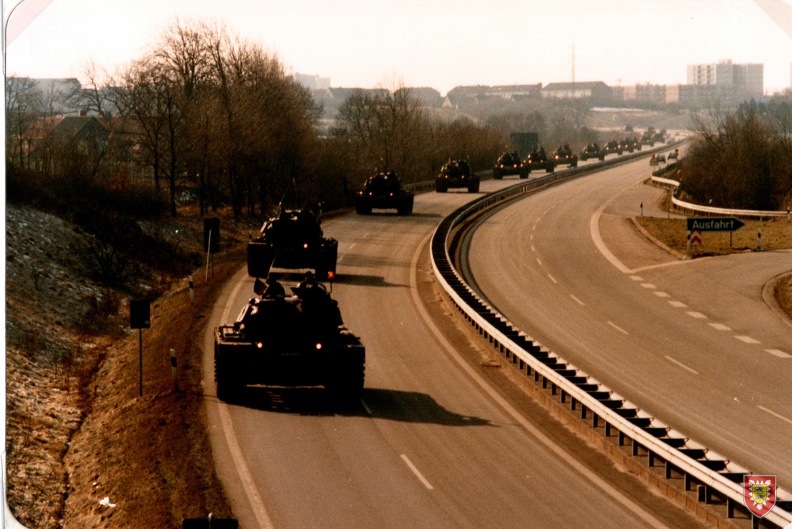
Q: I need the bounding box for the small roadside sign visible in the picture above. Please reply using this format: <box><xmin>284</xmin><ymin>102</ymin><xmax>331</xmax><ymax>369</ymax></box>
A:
<box><xmin>686</xmin><ymin>217</ymin><xmax>745</xmax><ymax>232</ymax></box>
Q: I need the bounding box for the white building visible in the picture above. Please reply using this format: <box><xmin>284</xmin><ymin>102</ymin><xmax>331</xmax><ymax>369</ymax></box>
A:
<box><xmin>687</xmin><ymin>60</ymin><xmax>763</xmax><ymax>103</ymax></box>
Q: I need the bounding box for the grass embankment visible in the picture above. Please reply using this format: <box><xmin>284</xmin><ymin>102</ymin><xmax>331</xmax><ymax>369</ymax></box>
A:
<box><xmin>636</xmin><ymin>215</ymin><xmax>792</xmax><ymax>321</ymax></box>
<box><xmin>635</xmin><ymin>216</ymin><xmax>792</xmax><ymax>256</ymax></box>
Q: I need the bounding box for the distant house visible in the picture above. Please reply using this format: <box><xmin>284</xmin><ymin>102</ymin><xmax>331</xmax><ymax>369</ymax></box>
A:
<box><xmin>313</xmin><ymin>87</ymin><xmax>392</xmax><ymax>120</ymax></box>
<box><xmin>542</xmin><ymin>81</ymin><xmax>612</xmax><ymax>100</ymax></box>
<box><xmin>487</xmin><ymin>84</ymin><xmax>543</xmax><ymax>100</ymax></box>
<box><xmin>394</xmin><ymin>87</ymin><xmax>443</xmax><ymax>107</ymax></box>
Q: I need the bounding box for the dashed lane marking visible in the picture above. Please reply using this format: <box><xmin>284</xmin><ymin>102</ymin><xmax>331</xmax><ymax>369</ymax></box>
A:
<box><xmin>401</xmin><ymin>455</ymin><xmax>434</xmax><ymax>490</ymax></box>
<box><xmin>687</xmin><ymin>311</ymin><xmax>707</xmax><ymax>319</ymax></box>
<box><xmin>709</xmin><ymin>323</ymin><xmax>732</xmax><ymax>331</ymax></box>
<box><xmin>665</xmin><ymin>356</ymin><xmax>699</xmax><ymax>375</ymax></box>
<box><xmin>608</xmin><ymin>321</ymin><xmax>629</xmax><ymax>335</ymax></box>
<box><xmin>758</xmin><ymin>405</ymin><xmax>792</xmax><ymax>426</ymax></box>
<box><xmin>766</xmin><ymin>349</ymin><xmax>792</xmax><ymax>359</ymax></box>
<box><xmin>668</xmin><ymin>301</ymin><xmax>688</xmax><ymax>308</ymax></box>
<box><xmin>735</xmin><ymin>335</ymin><xmax>761</xmax><ymax>344</ymax></box>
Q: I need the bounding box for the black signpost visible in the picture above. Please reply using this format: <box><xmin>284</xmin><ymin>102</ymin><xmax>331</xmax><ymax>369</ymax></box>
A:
<box><xmin>129</xmin><ymin>299</ymin><xmax>151</xmax><ymax>397</ymax></box>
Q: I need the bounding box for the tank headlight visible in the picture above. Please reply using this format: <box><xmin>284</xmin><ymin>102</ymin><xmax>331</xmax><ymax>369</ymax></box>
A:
<box><xmin>303</xmin><ymin>243</ymin><xmax>309</xmax><ymax>249</ymax></box>
<box><xmin>315</xmin><ymin>343</ymin><xmax>322</xmax><ymax>350</ymax></box>
<box><xmin>256</xmin><ymin>342</ymin><xmax>263</xmax><ymax>349</ymax></box>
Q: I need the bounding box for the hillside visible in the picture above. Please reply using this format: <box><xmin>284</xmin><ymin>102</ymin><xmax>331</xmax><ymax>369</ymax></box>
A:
<box><xmin>5</xmin><ymin>203</ymin><xmax>255</xmax><ymax>528</ymax></box>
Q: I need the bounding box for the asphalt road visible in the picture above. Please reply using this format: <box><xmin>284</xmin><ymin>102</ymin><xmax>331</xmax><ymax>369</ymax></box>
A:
<box><xmin>201</xmin><ymin>156</ymin><xmax>708</xmax><ymax>529</ymax></box>
<box><xmin>466</xmin><ymin>156</ymin><xmax>792</xmax><ymax>491</ymax></box>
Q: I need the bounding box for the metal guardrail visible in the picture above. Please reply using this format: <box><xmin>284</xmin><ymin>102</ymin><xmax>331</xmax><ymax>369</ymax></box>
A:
<box><xmin>651</xmin><ymin>171</ymin><xmax>790</xmax><ymax>220</ymax></box>
<box><xmin>430</xmin><ymin>153</ymin><xmax>792</xmax><ymax>528</ymax></box>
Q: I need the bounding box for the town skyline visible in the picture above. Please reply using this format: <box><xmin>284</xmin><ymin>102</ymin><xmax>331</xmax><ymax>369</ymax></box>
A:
<box><xmin>6</xmin><ymin>0</ymin><xmax>792</xmax><ymax>97</ymax></box>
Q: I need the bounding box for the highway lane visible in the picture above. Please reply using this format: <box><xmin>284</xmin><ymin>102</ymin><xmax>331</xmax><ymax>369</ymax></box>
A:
<box><xmin>466</xmin><ymin>157</ymin><xmax>792</xmax><ymax>488</ymax></box>
<box><xmin>201</xmin><ymin>169</ymin><xmax>703</xmax><ymax>529</ymax></box>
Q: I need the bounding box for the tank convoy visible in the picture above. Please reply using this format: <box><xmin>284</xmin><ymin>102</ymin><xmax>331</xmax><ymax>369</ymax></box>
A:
<box><xmin>247</xmin><ymin>208</ymin><xmax>338</xmax><ymax>281</ymax></box>
<box><xmin>214</xmin><ymin>273</ymin><xmax>365</xmax><ymax>405</ymax></box>
<box><xmin>492</xmin><ymin>152</ymin><xmax>527</xmax><ymax>179</ymax></box>
<box><xmin>355</xmin><ymin>171</ymin><xmax>414</xmax><ymax>215</ymax></box>
<box><xmin>436</xmin><ymin>159</ymin><xmax>480</xmax><ymax>193</ymax></box>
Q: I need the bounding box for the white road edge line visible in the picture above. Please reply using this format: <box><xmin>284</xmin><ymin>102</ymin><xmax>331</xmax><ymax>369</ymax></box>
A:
<box><xmin>217</xmin><ymin>276</ymin><xmax>277</xmax><ymax>529</ymax></box>
<box><xmin>401</xmin><ymin>454</ymin><xmax>434</xmax><ymax>490</ymax></box>
<box><xmin>664</xmin><ymin>356</ymin><xmax>699</xmax><ymax>375</ymax></box>
<box><xmin>411</xmin><ymin>234</ymin><xmax>673</xmax><ymax>529</ymax></box>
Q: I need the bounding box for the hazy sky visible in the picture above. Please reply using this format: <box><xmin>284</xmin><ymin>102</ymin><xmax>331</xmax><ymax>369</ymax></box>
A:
<box><xmin>4</xmin><ymin>0</ymin><xmax>792</xmax><ymax>96</ymax></box>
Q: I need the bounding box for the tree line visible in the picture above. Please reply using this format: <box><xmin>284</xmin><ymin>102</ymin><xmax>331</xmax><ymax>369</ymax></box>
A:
<box><xmin>5</xmin><ymin>21</ymin><xmax>509</xmax><ymax>222</ymax></box>
<box><xmin>680</xmin><ymin>95</ymin><xmax>792</xmax><ymax>211</ymax></box>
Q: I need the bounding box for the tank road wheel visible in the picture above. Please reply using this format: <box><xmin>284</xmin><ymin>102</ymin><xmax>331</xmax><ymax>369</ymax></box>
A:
<box><xmin>215</xmin><ymin>360</ymin><xmax>243</xmax><ymax>403</ymax></box>
<box><xmin>327</xmin><ymin>355</ymin><xmax>365</xmax><ymax>408</ymax></box>
<box><xmin>397</xmin><ymin>198</ymin><xmax>413</xmax><ymax>216</ymax></box>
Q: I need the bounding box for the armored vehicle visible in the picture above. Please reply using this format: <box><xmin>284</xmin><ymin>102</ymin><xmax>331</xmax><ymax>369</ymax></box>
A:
<box><xmin>640</xmin><ymin>131</ymin><xmax>654</xmax><ymax>147</ymax></box>
<box><xmin>214</xmin><ymin>278</ymin><xmax>365</xmax><ymax>405</ymax></box>
<box><xmin>355</xmin><ymin>171</ymin><xmax>414</xmax><ymax>215</ymax></box>
<box><xmin>492</xmin><ymin>152</ymin><xmax>527</xmax><ymax>179</ymax></box>
<box><xmin>620</xmin><ymin>137</ymin><xmax>641</xmax><ymax>153</ymax></box>
<box><xmin>436</xmin><ymin>159</ymin><xmax>479</xmax><ymax>192</ymax></box>
<box><xmin>552</xmin><ymin>145</ymin><xmax>578</xmax><ymax>168</ymax></box>
<box><xmin>247</xmin><ymin>208</ymin><xmax>338</xmax><ymax>281</ymax></box>
<box><xmin>524</xmin><ymin>147</ymin><xmax>555</xmax><ymax>174</ymax></box>
<box><xmin>602</xmin><ymin>140</ymin><xmax>623</xmax><ymax>157</ymax></box>
<box><xmin>579</xmin><ymin>143</ymin><xmax>605</xmax><ymax>162</ymax></box>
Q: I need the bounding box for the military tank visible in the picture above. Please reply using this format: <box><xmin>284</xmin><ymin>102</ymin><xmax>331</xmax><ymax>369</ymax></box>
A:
<box><xmin>214</xmin><ymin>277</ymin><xmax>365</xmax><ymax>405</ymax></box>
<box><xmin>247</xmin><ymin>208</ymin><xmax>338</xmax><ymax>281</ymax></box>
<box><xmin>492</xmin><ymin>152</ymin><xmax>527</xmax><ymax>179</ymax></box>
<box><xmin>579</xmin><ymin>143</ymin><xmax>605</xmax><ymax>162</ymax></box>
<box><xmin>436</xmin><ymin>159</ymin><xmax>479</xmax><ymax>192</ymax></box>
<box><xmin>355</xmin><ymin>171</ymin><xmax>414</xmax><ymax>215</ymax></box>
<box><xmin>524</xmin><ymin>146</ymin><xmax>555</xmax><ymax>175</ymax></box>
<box><xmin>552</xmin><ymin>144</ymin><xmax>578</xmax><ymax>168</ymax></box>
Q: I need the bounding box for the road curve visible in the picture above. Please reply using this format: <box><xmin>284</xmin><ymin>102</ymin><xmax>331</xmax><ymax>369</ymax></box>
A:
<box><xmin>201</xmin><ymin>171</ymin><xmax>706</xmax><ymax>528</ymax></box>
<box><xmin>466</xmin><ymin>157</ymin><xmax>792</xmax><ymax>489</ymax></box>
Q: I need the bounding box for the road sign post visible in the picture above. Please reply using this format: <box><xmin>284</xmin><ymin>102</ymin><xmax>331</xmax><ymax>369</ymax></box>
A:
<box><xmin>685</xmin><ymin>217</ymin><xmax>745</xmax><ymax>255</ymax></box>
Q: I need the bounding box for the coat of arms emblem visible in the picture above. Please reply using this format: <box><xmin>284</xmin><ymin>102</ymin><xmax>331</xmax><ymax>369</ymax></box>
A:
<box><xmin>743</xmin><ymin>474</ymin><xmax>776</xmax><ymax>518</ymax></box>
